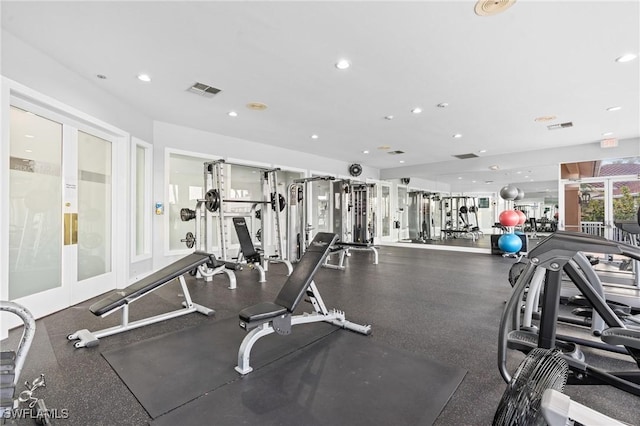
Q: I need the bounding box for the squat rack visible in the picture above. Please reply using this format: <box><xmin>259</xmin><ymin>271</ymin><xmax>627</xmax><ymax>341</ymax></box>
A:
<box><xmin>203</xmin><ymin>160</ymin><xmax>292</xmax><ymax>274</ymax></box>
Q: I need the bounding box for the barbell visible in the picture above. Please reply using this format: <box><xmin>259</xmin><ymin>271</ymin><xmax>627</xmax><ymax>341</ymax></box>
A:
<box><xmin>204</xmin><ymin>189</ymin><xmax>286</xmax><ymax>213</ymax></box>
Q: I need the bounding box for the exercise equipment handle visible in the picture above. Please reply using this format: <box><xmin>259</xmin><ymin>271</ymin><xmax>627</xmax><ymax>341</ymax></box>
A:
<box><xmin>0</xmin><ymin>301</ymin><xmax>36</xmax><ymax>387</ymax></box>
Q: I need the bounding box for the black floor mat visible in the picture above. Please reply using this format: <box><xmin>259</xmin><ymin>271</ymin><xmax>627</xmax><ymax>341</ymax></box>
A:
<box><xmin>102</xmin><ymin>317</ymin><xmax>337</xmax><ymax>418</ymax></box>
<box><xmin>151</xmin><ymin>331</ymin><xmax>467</xmax><ymax>426</ymax></box>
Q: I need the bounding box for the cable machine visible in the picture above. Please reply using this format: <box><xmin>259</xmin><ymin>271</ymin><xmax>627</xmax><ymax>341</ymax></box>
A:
<box><xmin>440</xmin><ymin>196</ymin><xmax>481</xmax><ymax>241</ymax></box>
<box><xmin>351</xmin><ymin>183</ymin><xmax>376</xmax><ymax>243</ymax></box>
<box><xmin>408</xmin><ymin>191</ymin><xmax>440</xmax><ymax>241</ymax></box>
<box><xmin>286</xmin><ymin>175</ymin><xmax>335</xmax><ymax>262</ymax></box>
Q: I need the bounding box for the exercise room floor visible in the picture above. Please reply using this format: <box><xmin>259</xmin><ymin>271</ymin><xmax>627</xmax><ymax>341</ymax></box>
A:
<box><xmin>3</xmin><ymin>246</ymin><xmax>639</xmax><ymax>425</ymax></box>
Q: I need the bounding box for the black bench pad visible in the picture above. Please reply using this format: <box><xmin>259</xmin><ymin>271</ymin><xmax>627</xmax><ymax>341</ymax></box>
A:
<box><xmin>239</xmin><ymin>232</ymin><xmax>338</xmax><ymax>324</ymax></box>
<box><xmin>233</xmin><ymin>217</ymin><xmax>262</xmax><ymax>264</ymax></box>
<box><xmin>335</xmin><ymin>241</ymin><xmax>372</xmax><ymax>248</ymax></box>
<box><xmin>239</xmin><ymin>302</ymin><xmax>287</xmax><ymax>323</ymax></box>
<box><xmin>90</xmin><ymin>252</ymin><xmax>214</xmax><ymax>316</ymax></box>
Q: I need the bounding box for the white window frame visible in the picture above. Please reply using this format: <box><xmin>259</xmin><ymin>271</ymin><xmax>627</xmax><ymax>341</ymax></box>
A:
<box><xmin>164</xmin><ymin>148</ymin><xmax>221</xmax><ymax>256</ymax></box>
<box><xmin>131</xmin><ymin>137</ymin><xmax>153</xmax><ymax>262</ymax></box>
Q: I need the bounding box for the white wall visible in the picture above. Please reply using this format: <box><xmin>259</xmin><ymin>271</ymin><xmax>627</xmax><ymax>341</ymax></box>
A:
<box><xmin>151</xmin><ymin>121</ymin><xmax>380</xmax><ymax>269</ymax></box>
<box><xmin>1</xmin><ymin>30</ymin><xmax>154</xmax><ymax>142</ymax></box>
<box><xmin>403</xmin><ymin>177</ymin><xmax>451</xmax><ymax>193</ymax></box>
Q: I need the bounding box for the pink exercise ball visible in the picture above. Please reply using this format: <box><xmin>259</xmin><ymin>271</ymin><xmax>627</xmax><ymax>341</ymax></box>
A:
<box><xmin>515</xmin><ymin>210</ymin><xmax>526</xmax><ymax>226</ymax></box>
<box><xmin>499</xmin><ymin>210</ymin><xmax>520</xmax><ymax>227</ymax></box>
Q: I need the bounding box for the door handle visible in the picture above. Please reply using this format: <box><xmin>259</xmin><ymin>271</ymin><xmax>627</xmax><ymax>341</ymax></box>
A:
<box><xmin>64</xmin><ymin>213</ymin><xmax>78</xmax><ymax>245</ymax></box>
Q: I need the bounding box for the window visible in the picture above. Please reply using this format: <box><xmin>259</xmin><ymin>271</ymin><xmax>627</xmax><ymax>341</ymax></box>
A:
<box><xmin>166</xmin><ymin>150</ymin><xmax>220</xmax><ymax>253</ymax></box>
<box><xmin>131</xmin><ymin>138</ymin><xmax>152</xmax><ymax>261</ymax></box>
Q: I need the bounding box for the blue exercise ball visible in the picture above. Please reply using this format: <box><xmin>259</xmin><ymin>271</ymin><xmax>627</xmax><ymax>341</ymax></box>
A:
<box><xmin>498</xmin><ymin>233</ymin><xmax>522</xmax><ymax>254</ymax></box>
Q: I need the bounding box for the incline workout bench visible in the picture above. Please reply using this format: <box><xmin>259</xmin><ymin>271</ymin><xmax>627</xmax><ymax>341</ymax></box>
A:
<box><xmin>235</xmin><ymin>232</ymin><xmax>372</xmax><ymax>374</ymax></box>
<box><xmin>324</xmin><ymin>241</ymin><xmax>379</xmax><ymax>270</ymax></box>
<box><xmin>68</xmin><ymin>252</ymin><xmax>238</xmax><ymax>348</ymax></box>
<box><xmin>232</xmin><ymin>217</ymin><xmax>266</xmax><ymax>282</ymax></box>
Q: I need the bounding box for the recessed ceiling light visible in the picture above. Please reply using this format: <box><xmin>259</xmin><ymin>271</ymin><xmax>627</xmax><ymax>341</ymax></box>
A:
<box><xmin>228</xmin><ymin>111</ymin><xmax>238</xmax><ymax>117</ymax></box>
<box><xmin>362</xmin><ymin>150</ymin><xmax>370</xmax><ymax>154</ymax></box>
<box><xmin>489</xmin><ymin>165</ymin><xmax>499</xmax><ymax>170</ymax></box>
<box><xmin>602</xmin><ymin>131</ymin><xmax>613</xmax><ymax>136</ymax></box>
<box><xmin>24</xmin><ymin>134</ymin><xmax>34</xmax><ymax>138</ymax></box>
<box><xmin>25</xmin><ymin>149</ymin><xmax>33</xmax><ymax>153</ymax></box>
<box><xmin>436</xmin><ymin>102</ymin><xmax>449</xmax><ymax>108</ymax></box>
<box><xmin>472</xmin><ymin>180</ymin><xmax>476</xmax><ymax>183</ymax></box>
<box><xmin>453</xmin><ymin>133</ymin><xmax>462</xmax><ymax>138</ymax></box>
<box><xmin>137</xmin><ymin>74</ymin><xmax>151</xmax><ymax>82</ymax></box>
<box><xmin>411</xmin><ymin>107</ymin><xmax>422</xmax><ymax>114</ymax></box>
<box><xmin>335</xmin><ymin>59</ymin><xmax>350</xmax><ymax>70</ymax></box>
<box><xmin>311</xmin><ymin>134</ymin><xmax>319</xmax><ymax>139</ymax></box>
<box><xmin>478</xmin><ymin>149</ymin><xmax>487</xmax><ymax>153</ymax></box>
<box><xmin>516</xmin><ymin>171</ymin><xmax>522</xmax><ymax>174</ymax></box>
<box><xmin>615</xmin><ymin>53</ymin><xmax>637</xmax><ymax>63</ymax></box>
<box><xmin>96</xmin><ymin>74</ymin><xmax>107</xmax><ymax>80</ymax></box>
<box><xmin>399</xmin><ymin>160</ymin><xmax>405</xmax><ymax>164</ymax></box>
<box><xmin>524</xmin><ymin>176</ymin><xmax>530</xmax><ymax>179</ymax></box>
<box><xmin>606</xmin><ymin>106</ymin><xmax>622</xmax><ymax>112</ymax></box>
<box><xmin>534</xmin><ymin>115</ymin><xmax>557</xmax><ymax>122</ymax></box>
<box><xmin>457</xmin><ymin>177</ymin><xmax>463</xmax><ymax>180</ymax></box>
<box><xmin>384</xmin><ymin>115</ymin><xmax>394</xmax><ymax>120</ymax></box>
<box><xmin>247</xmin><ymin>102</ymin><xmax>268</xmax><ymax>110</ymax></box>
<box><xmin>474</xmin><ymin>0</ymin><xmax>517</xmax><ymax>16</ymax></box>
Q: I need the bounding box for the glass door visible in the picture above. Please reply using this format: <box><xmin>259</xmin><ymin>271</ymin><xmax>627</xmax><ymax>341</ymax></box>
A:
<box><xmin>610</xmin><ymin>179</ymin><xmax>640</xmax><ymax>242</ymax></box>
<box><xmin>561</xmin><ymin>177</ymin><xmax>639</xmax><ymax>241</ymax></box>
<box><xmin>8</xmin><ymin>103</ymin><xmax>115</xmax><ymax>315</ymax></box>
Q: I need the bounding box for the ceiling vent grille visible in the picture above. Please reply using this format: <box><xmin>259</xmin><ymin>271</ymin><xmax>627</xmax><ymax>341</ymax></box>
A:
<box><xmin>547</xmin><ymin>122</ymin><xmax>573</xmax><ymax>130</ymax></box>
<box><xmin>188</xmin><ymin>82</ymin><xmax>221</xmax><ymax>97</ymax></box>
<box><xmin>388</xmin><ymin>150</ymin><xmax>405</xmax><ymax>155</ymax></box>
<box><xmin>453</xmin><ymin>153</ymin><xmax>479</xmax><ymax>160</ymax></box>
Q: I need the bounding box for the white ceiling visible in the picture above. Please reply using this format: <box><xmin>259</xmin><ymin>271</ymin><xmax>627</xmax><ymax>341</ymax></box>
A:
<box><xmin>2</xmin><ymin>1</ymin><xmax>639</xmax><ymax>196</ymax></box>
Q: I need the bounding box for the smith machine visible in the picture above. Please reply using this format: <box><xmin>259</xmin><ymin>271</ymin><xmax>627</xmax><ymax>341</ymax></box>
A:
<box><xmin>181</xmin><ymin>160</ymin><xmax>293</xmax><ymax>283</ymax></box>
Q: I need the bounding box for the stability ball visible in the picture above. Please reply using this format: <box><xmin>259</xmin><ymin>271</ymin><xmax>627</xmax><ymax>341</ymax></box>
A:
<box><xmin>514</xmin><ymin>188</ymin><xmax>525</xmax><ymax>201</ymax></box>
<box><xmin>499</xmin><ymin>185</ymin><xmax>518</xmax><ymax>201</ymax></box>
<box><xmin>498</xmin><ymin>233</ymin><xmax>523</xmax><ymax>254</ymax></box>
<box><xmin>499</xmin><ymin>210</ymin><xmax>520</xmax><ymax>227</ymax></box>
<box><xmin>515</xmin><ymin>210</ymin><xmax>526</xmax><ymax>226</ymax></box>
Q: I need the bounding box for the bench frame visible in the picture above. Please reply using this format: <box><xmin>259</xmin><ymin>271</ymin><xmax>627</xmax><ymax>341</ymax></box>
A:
<box><xmin>235</xmin><ymin>280</ymin><xmax>371</xmax><ymax>374</ymax></box>
<box><xmin>234</xmin><ymin>232</ymin><xmax>371</xmax><ymax>375</ymax></box>
<box><xmin>68</xmin><ymin>255</ymin><xmax>230</xmax><ymax>348</ymax></box>
<box><xmin>323</xmin><ymin>242</ymin><xmax>379</xmax><ymax>270</ymax></box>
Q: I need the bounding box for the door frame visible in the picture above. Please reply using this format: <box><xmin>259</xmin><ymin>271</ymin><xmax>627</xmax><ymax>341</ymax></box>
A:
<box><xmin>1</xmin><ymin>77</ymin><xmax>129</xmax><ymax>332</ymax></box>
<box><xmin>559</xmin><ymin>174</ymin><xmax>639</xmax><ymax>240</ymax></box>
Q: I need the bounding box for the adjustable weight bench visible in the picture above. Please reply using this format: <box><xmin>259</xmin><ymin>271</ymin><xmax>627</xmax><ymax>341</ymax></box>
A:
<box><xmin>235</xmin><ymin>232</ymin><xmax>371</xmax><ymax>374</ymax></box>
<box><xmin>323</xmin><ymin>241</ymin><xmax>379</xmax><ymax>270</ymax></box>
<box><xmin>68</xmin><ymin>252</ymin><xmax>235</xmax><ymax>348</ymax></box>
<box><xmin>232</xmin><ymin>217</ymin><xmax>266</xmax><ymax>282</ymax></box>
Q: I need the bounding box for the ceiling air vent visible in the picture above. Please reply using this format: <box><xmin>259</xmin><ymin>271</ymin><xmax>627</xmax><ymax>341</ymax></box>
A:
<box><xmin>453</xmin><ymin>153</ymin><xmax>479</xmax><ymax>160</ymax></box>
<box><xmin>388</xmin><ymin>150</ymin><xmax>405</xmax><ymax>155</ymax></box>
<box><xmin>188</xmin><ymin>82</ymin><xmax>221</xmax><ymax>97</ymax></box>
<box><xmin>547</xmin><ymin>122</ymin><xmax>573</xmax><ymax>130</ymax></box>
